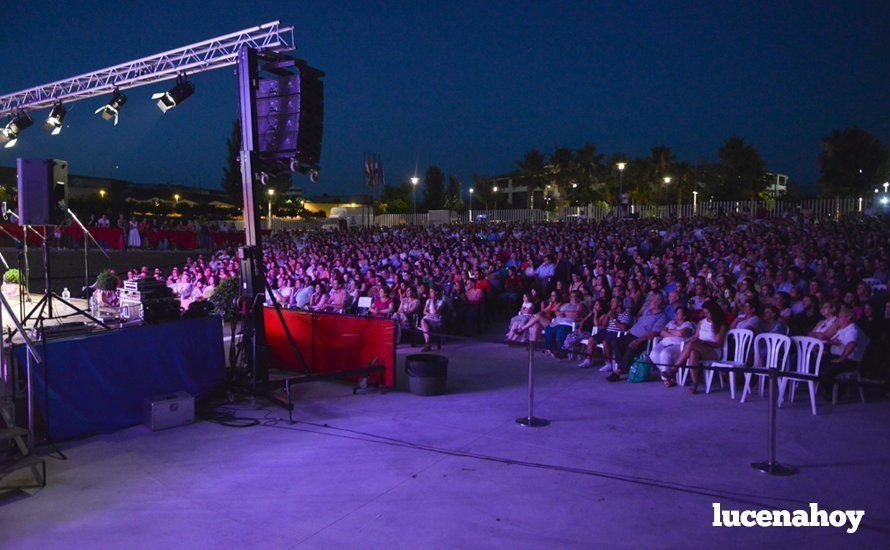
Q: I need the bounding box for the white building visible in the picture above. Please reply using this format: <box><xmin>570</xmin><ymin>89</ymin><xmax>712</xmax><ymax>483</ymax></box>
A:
<box><xmin>763</xmin><ymin>172</ymin><xmax>789</xmax><ymax>198</ymax></box>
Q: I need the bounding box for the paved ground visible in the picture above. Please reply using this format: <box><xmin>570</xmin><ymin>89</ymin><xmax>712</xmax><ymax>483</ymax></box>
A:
<box><xmin>1</xmin><ymin>333</ymin><xmax>888</xmax><ymax>548</ymax></box>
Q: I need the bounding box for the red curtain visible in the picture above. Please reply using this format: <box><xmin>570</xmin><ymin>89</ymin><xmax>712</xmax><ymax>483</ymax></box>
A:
<box><xmin>264</xmin><ymin>308</ymin><xmax>396</xmax><ymax>387</ymax></box>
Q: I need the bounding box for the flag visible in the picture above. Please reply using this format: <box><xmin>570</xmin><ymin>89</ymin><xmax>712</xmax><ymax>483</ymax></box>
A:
<box><xmin>378</xmin><ymin>155</ymin><xmax>386</xmax><ymax>187</ymax></box>
<box><xmin>364</xmin><ymin>154</ymin><xmax>373</xmax><ymax>188</ymax></box>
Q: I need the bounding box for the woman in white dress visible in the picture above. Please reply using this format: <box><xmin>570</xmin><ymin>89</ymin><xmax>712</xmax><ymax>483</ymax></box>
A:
<box><xmin>673</xmin><ymin>300</ymin><xmax>728</xmax><ymax>394</ymax></box>
<box><xmin>651</xmin><ymin>306</ymin><xmax>695</xmax><ymax>387</ymax></box>
<box><xmin>506</xmin><ymin>293</ymin><xmax>535</xmax><ymax>342</ymax></box>
<box><xmin>127</xmin><ymin>219</ymin><xmax>142</xmax><ymax>249</ymax></box>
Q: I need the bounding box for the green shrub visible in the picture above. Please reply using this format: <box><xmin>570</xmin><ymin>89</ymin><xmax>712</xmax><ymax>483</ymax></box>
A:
<box><xmin>3</xmin><ymin>268</ymin><xmax>21</xmax><ymax>284</ymax></box>
<box><xmin>210</xmin><ymin>276</ymin><xmax>240</xmax><ymax>320</ymax></box>
<box><xmin>95</xmin><ymin>270</ymin><xmax>119</xmax><ymax>291</ymax></box>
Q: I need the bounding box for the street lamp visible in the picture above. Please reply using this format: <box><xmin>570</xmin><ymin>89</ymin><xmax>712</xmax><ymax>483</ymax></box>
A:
<box><xmin>173</xmin><ymin>193</ymin><xmax>180</xmax><ymax>203</ymax></box>
<box><xmin>884</xmin><ymin>182</ymin><xmax>889</xmax><ymax>194</ymax></box>
<box><xmin>468</xmin><ymin>187</ymin><xmax>474</xmax><ymax>222</ymax></box>
<box><xmin>663</xmin><ymin>176</ymin><xmax>672</xmax><ymax>184</ymax></box>
<box><xmin>411</xmin><ymin>176</ymin><xmax>419</xmax><ymax>223</ymax></box>
<box><xmin>99</xmin><ymin>189</ymin><xmax>106</xmax><ymax>199</ymax></box>
<box><xmin>267</xmin><ymin>188</ymin><xmax>275</xmax><ymax>230</ymax></box>
<box><xmin>616</xmin><ymin>162</ymin><xmax>627</xmax><ymax>214</ymax></box>
<box><xmin>693</xmin><ymin>190</ymin><xmax>698</xmax><ymax>214</ymax></box>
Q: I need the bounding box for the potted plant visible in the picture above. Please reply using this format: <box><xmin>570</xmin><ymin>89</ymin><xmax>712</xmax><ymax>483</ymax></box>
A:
<box><xmin>2</xmin><ymin>268</ymin><xmax>22</xmax><ymax>298</ymax></box>
<box><xmin>209</xmin><ymin>276</ymin><xmax>240</xmax><ymax>321</ymax></box>
<box><xmin>93</xmin><ymin>269</ymin><xmax>120</xmax><ymax>307</ymax></box>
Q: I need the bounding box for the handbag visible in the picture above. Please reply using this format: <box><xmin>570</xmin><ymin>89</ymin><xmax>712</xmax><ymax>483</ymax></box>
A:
<box><xmin>627</xmin><ymin>353</ymin><xmax>653</xmax><ymax>383</ymax></box>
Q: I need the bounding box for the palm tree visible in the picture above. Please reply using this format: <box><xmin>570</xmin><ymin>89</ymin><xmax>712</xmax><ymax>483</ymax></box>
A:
<box><xmin>576</xmin><ymin>143</ymin><xmax>605</xmax><ymax>196</ymax></box>
<box><xmin>516</xmin><ymin>149</ymin><xmax>549</xmax><ymax>209</ymax></box>
<box><xmin>550</xmin><ymin>147</ymin><xmax>577</xmax><ymax>200</ymax></box>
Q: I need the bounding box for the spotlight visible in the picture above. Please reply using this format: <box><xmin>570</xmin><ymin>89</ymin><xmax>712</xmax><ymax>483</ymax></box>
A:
<box><xmin>0</xmin><ymin>111</ymin><xmax>33</xmax><ymax>148</ymax></box>
<box><xmin>94</xmin><ymin>88</ymin><xmax>127</xmax><ymax>125</ymax></box>
<box><xmin>44</xmin><ymin>101</ymin><xmax>68</xmax><ymax>135</ymax></box>
<box><xmin>151</xmin><ymin>75</ymin><xmax>194</xmax><ymax>113</ymax></box>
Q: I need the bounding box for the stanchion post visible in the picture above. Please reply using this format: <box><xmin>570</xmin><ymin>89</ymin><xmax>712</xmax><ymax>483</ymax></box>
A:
<box><xmin>751</xmin><ymin>367</ymin><xmax>797</xmax><ymax>475</ymax></box>
<box><xmin>516</xmin><ymin>339</ymin><xmax>549</xmax><ymax>428</ymax></box>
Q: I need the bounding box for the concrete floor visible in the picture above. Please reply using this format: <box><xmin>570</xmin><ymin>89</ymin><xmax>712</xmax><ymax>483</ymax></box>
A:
<box><xmin>1</xmin><ymin>335</ymin><xmax>889</xmax><ymax>548</ymax></box>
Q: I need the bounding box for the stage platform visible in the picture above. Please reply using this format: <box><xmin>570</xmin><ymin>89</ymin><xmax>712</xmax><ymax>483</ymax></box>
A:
<box><xmin>1</xmin><ymin>329</ymin><xmax>888</xmax><ymax>547</ymax></box>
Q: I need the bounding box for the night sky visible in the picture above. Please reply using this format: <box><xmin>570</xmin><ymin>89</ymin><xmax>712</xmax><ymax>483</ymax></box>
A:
<box><xmin>0</xmin><ymin>1</ymin><xmax>887</xmax><ymax>196</ymax></box>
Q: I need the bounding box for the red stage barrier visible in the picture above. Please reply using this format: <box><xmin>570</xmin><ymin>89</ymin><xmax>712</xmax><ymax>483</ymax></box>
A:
<box><xmin>143</xmin><ymin>229</ymin><xmax>197</xmax><ymax>249</ymax></box>
<box><xmin>63</xmin><ymin>225</ymin><xmax>126</xmax><ymax>250</ymax></box>
<box><xmin>210</xmin><ymin>232</ymin><xmax>246</xmax><ymax>247</ymax></box>
<box><xmin>0</xmin><ymin>223</ymin><xmax>272</xmax><ymax>251</ymax></box>
<box><xmin>263</xmin><ymin>308</ymin><xmax>396</xmax><ymax>387</ymax></box>
<box><xmin>0</xmin><ymin>223</ymin><xmax>46</xmax><ymax>246</ymax></box>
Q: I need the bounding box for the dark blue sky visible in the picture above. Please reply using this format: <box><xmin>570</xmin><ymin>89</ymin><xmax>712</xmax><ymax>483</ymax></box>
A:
<box><xmin>1</xmin><ymin>1</ymin><xmax>887</xmax><ymax>195</ymax></box>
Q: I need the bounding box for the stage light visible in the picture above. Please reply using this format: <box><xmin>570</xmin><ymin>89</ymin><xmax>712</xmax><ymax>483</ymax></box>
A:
<box><xmin>151</xmin><ymin>75</ymin><xmax>195</xmax><ymax>113</ymax></box>
<box><xmin>94</xmin><ymin>88</ymin><xmax>127</xmax><ymax>125</ymax></box>
<box><xmin>0</xmin><ymin>111</ymin><xmax>33</xmax><ymax>148</ymax></box>
<box><xmin>44</xmin><ymin>102</ymin><xmax>68</xmax><ymax>135</ymax></box>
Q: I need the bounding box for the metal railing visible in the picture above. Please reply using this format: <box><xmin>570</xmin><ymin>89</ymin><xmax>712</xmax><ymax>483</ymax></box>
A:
<box><xmin>366</xmin><ymin>197</ymin><xmax>877</xmax><ymax>227</ymax></box>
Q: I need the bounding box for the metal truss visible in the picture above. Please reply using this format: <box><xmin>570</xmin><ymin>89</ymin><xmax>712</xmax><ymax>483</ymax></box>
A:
<box><xmin>0</xmin><ymin>21</ymin><xmax>295</xmax><ymax>117</ymax></box>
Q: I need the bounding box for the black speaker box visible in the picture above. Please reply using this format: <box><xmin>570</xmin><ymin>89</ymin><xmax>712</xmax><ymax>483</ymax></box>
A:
<box><xmin>255</xmin><ymin>64</ymin><xmax>324</xmax><ymax>169</ymax></box>
<box><xmin>16</xmin><ymin>158</ymin><xmax>68</xmax><ymax>226</ymax></box>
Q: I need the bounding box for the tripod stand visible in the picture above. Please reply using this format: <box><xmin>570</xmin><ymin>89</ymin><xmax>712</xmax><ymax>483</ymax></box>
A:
<box><xmin>12</xmin><ymin>237</ymin><xmax>108</xmax><ymax>337</ymax></box>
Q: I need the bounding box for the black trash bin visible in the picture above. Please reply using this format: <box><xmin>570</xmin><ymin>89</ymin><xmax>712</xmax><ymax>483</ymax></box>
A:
<box><xmin>405</xmin><ymin>354</ymin><xmax>448</xmax><ymax>396</ymax></box>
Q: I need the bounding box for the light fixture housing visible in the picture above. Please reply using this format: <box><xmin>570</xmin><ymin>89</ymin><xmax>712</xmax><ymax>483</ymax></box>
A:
<box><xmin>0</xmin><ymin>111</ymin><xmax>34</xmax><ymax>148</ymax></box>
<box><xmin>152</xmin><ymin>75</ymin><xmax>195</xmax><ymax>113</ymax></box>
<box><xmin>94</xmin><ymin>88</ymin><xmax>127</xmax><ymax>125</ymax></box>
<box><xmin>44</xmin><ymin>102</ymin><xmax>68</xmax><ymax>135</ymax></box>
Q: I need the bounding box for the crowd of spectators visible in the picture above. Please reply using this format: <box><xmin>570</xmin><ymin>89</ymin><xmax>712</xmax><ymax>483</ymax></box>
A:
<box><xmin>124</xmin><ymin>213</ymin><xmax>888</xmax><ymax>392</ymax></box>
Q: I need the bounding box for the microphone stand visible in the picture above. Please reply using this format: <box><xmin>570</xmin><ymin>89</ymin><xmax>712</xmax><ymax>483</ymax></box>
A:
<box><xmin>67</xmin><ymin>209</ymin><xmax>110</xmax><ymax>292</ymax></box>
<box><xmin>1</xmin><ymin>213</ymin><xmax>33</xmax><ymax>317</ymax></box>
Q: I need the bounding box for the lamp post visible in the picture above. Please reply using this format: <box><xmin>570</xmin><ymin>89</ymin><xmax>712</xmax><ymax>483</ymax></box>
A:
<box><xmin>616</xmin><ymin>162</ymin><xmax>626</xmax><ymax>214</ymax></box>
<box><xmin>173</xmin><ymin>193</ymin><xmax>180</xmax><ymax>203</ymax></box>
<box><xmin>492</xmin><ymin>186</ymin><xmax>498</xmax><ymax>210</ymax></box>
<box><xmin>693</xmin><ymin>190</ymin><xmax>698</xmax><ymax>215</ymax></box>
<box><xmin>468</xmin><ymin>187</ymin><xmax>474</xmax><ymax>222</ymax></box>
<box><xmin>884</xmin><ymin>182</ymin><xmax>889</xmax><ymax>194</ymax></box>
<box><xmin>411</xmin><ymin>176</ymin><xmax>419</xmax><ymax>224</ymax></box>
<box><xmin>267</xmin><ymin>188</ymin><xmax>275</xmax><ymax>230</ymax></box>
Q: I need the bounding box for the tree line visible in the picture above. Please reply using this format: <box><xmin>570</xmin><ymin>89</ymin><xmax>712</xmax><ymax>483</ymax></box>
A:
<box><xmin>371</xmin><ymin>126</ymin><xmax>886</xmax><ymax>213</ymax></box>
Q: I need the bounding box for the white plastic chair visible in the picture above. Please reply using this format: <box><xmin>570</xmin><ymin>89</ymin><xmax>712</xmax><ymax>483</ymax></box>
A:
<box><xmin>706</xmin><ymin>328</ymin><xmax>754</xmax><ymax>398</ymax></box>
<box><xmin>783</xmin><ymin>336</ymin><xmax>824</xmax><ymax>415</ymax></box>
<box><xmin>741</xmin><ymin>333</ymin><xmax>791</xmax><ymax>403</ymax></box>
<box><xmin>832</xmin><ymin>368</ymin><xmax>866</xmax><ymax>405</ymax></box>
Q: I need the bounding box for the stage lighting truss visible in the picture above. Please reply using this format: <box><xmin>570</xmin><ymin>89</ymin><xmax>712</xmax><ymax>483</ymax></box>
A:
<box><xmin>44</xmin><ymin>101</ymin><xmax>68</xmax><ymax>135</ymax></box>
<box><xmin>152</xmin><ymin>74</ymin><xmax>195</xmax><ymax>113</ymax></box>
<box><xmin>0</xmin><ymin>110</ymin><xmax>33</xmax><ymax>148</ymax></box>
<box><xmin>0</xmin><ymin>21</ymin><xmax>295</xmax><ymax>117</ymax></box>
<box><xmin>94</xmin><ymin>88</ymin><xmax>127</xmax><ymax>125</ymax></box>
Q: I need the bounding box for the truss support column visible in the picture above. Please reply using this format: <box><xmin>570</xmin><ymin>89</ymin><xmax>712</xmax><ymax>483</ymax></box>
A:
<box><xmin>237</xmin><ymin>46</ymin><xmax>269</xmax><ymax>385</ymax></box>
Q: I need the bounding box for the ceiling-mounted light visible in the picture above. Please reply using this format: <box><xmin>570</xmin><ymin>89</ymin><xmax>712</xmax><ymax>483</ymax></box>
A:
<box><xmin>151</xmin><ymin>74</ymin><xmax>194</xmax><ymax>113</ymax></box>
<box><xmin>44</xmin><ymin>101</ymin><xmax>68</xmax><ymax>135</ymax></box>
<box><xmin>94</xmin><ymin>87</ymin><xmax>127</xmax><ymax>125</ymax></box>
<box><xmin>0</xmin><ymin>111</ymin><xmax>33</xmax><ymax>148</ymax></box>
